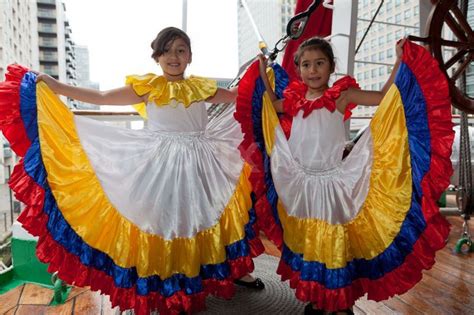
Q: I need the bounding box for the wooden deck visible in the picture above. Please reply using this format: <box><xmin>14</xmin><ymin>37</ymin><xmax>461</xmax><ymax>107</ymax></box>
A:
<box><xmin>0</xmin><ymin>216</ymin><xmax>472</xmax><ymax>314</ymax></box>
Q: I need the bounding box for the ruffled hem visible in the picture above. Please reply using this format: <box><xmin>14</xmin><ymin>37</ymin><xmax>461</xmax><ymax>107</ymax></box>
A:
<box><xmin>14</xmin><ymin>158</ymin><xmax>259</xmax><ymax>314</ymax></box>
<box><xmin>0</xmin><ymin>65</ymin><xmax>32</xmax><ymax>156</ymax></box>
<box><xmin>276</xmin><ymin>214</ymin><xmax>450</xmax><ymax>311</ymax></box>
<box><xmin>282</xmin><ymin>76</ymin><xmax>359</xmax><ymax>120</ymax></box>
<box><xmin>235</xmin><ymin>61</ymin><xmax>284</xmax><ymax>248</ymax></box>
<box><xmin>1</xmin><ymin>65</ymin><xmax>264</xmax><ymax>314</ymax></box>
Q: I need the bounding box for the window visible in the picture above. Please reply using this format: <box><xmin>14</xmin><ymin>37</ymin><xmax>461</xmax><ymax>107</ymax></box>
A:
<box><xmin>404</xmin><ymin>9</ymin><xmax>411</xmax><ymax>19</ymax></box>
<box><xmin>379</xmin><ymin>67</ymin><xmax>384</xmax><ymax>75</ymax></box>
<box><xmin>395</xmin><ymin>13</ymin><xmax>401</xmax><ymax>23</ymax></box>
<box><xmin>387</xmin><ymin>48</ymin><xmax>393</xmax><ymax>58</ymax></box>
<box><xmin>379</xmin><ymin>51</ymin><xmax>385</xmax><ymax>61</ymax></box>
<box><xmin>371</xmin><ymin>54</ymin><xmax>377</xmax><ymax>62</ymax></box>
<box><xmin>364</xmin><ymin>71</ymin><xmax>369</xmax><ymax>80</ymax></box>
<box><xmin>386</xmin><ymin>32</ymin><xmax>393</xmax><ymax>43</ymax></box>
<box><xmin>396</xmin><ymin>29</ymin><xmax>402</xmax><ymax>38</ymax></box>
<box><xmin>371</xmin><ymin>68</ymin><xmax>377</xmax><ymax>77</ymax></box>
<box><xmin>378</xmin><ymin>36</ymin><xmax>385</xmax><ymax>45</ymax></box>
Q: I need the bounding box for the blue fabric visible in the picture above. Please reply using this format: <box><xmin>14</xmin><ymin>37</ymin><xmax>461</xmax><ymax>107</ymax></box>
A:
<box><xmin>20</xmin><ymin>72</ymin><xmax>38</xmax><ymax>142</ymax></box>
<box><xmin>250</xmin><ymin>63</ymin><xmax>289</xmax><ymax>227</ymax></box>
<box><xmin>278</xmin><ymin>61</ymin><xmax>432</xmax><ymax>289</ymax></box>
<box><xmin>19</xmin><ymin>72</ymin><xmax>258</xmax><ymax>297</ymax></box>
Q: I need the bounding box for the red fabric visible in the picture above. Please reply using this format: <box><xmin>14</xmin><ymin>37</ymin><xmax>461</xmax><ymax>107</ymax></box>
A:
<box><xmin>234</xmin><ymin>61</ymin><xmax>284</xmax><ymax>249</ymax></box>
<box><xmin>275</xmin><ymin>41</ymin><xmax>453</xmax><ymax>311</ymax></box>
<box><xmin>281</xmin><ymin>0</ymin><xmax>333</xmax><ymax>82</ymax></box>
<box><xmin>2</xmin><ymin>65</ymin><xmax>259</xmax><ymax>315</ymax></box>
<box><xmin>282</xmin><ymin>76</ymin><xmax>359</xmax><ymax>120</ymax></box>
<box><xmin>277</xmin><ymin>216</ymin><xmax>449</xmax><ymax>311</ymax></box>
<box><xmin>13</xmin><ymin>160</ymin><xmax>255</xmax><ymax>314</ymax></box>
<box><xmin>0</xmin><ymin>64</ymin><xmax>31</xmax><ymax>156</ymax></box>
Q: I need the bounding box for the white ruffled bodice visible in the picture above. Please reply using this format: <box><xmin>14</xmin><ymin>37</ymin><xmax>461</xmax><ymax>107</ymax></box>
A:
<box><xmin>146</xmin><ymin>99</ymin><xmax>209</xmax><ymax>132</ymax></box>
<box><xmin>288</xmin><ymin>108</ymin><xmax>346</xmax><ymax>171</ymax></box>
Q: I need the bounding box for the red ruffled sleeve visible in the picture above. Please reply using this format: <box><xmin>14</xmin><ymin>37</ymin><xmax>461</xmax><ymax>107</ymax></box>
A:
<box><xmin>329</xmin><ymin>76</ymin><xmax>360</xmax><ymax>121</ymax></box>
<box><xmin>281</xmin><ymin>76</ymin><xmax>360</xmax><ymax>120</ymax></box>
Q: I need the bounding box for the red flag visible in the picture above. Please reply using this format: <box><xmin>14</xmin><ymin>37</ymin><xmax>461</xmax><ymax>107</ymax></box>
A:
<box><xmin>282</xmin><ymin>1</ymin><xmax>333</xmax><ymax>82</ymax></box>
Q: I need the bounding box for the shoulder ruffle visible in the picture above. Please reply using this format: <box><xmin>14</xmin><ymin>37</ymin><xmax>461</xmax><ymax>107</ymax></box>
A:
<box><xmin>330</xmin><ymin>76</ymin><xmax>360</xmax><ymax>120</ymax></box>
<box><xmin>282</xmin><ymin>76</ymin><xmax>359</xmax><ymax>120</ymax></box>
<box><xmin>125</xmin><ymin>74</ymin><xmax>218</xmax><ymax>119</ymax></box>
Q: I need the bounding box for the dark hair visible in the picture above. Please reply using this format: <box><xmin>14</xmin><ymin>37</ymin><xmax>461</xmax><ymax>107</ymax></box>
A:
<box><xmin>293</xmin><ymin>37</ymin><xmax>335</xmax><ymax>71</ymax></box>
<box><xmin>151</xmin><ymin>27</ymin><xmax>191</xmax><ymax>60</ymax></box>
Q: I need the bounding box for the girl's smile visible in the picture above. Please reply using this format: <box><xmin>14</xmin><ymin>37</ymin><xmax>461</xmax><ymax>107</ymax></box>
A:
<box><xmin>157</xmin><ymin>37</ymin><xmax>192</xmax><ymax>81</ymax></box>
<box><xmin>298</xmin><ymin>49</ymin><xmax>333</xmax><ymax>98</ymax></box>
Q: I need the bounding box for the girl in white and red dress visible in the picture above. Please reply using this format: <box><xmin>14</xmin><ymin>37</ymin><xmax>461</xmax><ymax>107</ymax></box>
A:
<box><xmin>235</xmin><ymin>37</ymin><xmax>454</xmax><ymax>314</ymax></box>
<box><xmin>0</xmin><ymin>27</ymin><xmax>264</xmax><ymax>315</ymax></box>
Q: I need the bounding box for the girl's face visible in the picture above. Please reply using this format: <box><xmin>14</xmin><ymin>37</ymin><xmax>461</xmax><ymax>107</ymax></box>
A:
<box><xmin>157</xmin><ymin>37</ymin><xmax>192</xmax><ymax>81</ymax></box>
<box><xmin>298</xmin><ymin>48</ymin><xmax>333</xmax><ymax>97</ymax></box>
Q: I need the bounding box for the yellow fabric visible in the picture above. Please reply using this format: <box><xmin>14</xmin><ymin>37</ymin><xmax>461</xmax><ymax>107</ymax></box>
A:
<box><xmin>272</xmin><ymin>86</ymin><xmax>413</xmax><ymax>269</ymax></box>
<box><xmin>36</xmin><ymin>82</ymin><xmax>251</xmax><ymax>278</ymax></box>
<box><xmin>125</xmin><ymin>74</ymin><xmax>218</xmax><ymax>119</ymax></box>
<box><xmin>262</xmin><ymin>68</ymin><xmax>280</xmax><ymax>156</ymax></box>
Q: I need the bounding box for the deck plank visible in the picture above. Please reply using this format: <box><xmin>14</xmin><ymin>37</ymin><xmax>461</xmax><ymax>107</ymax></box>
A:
<box><xmin>355</xmin><ymin>295</ymin><xmax>397</xmax><ymax>314</ymax></box>
<box><xmin>65</xmin><ymin>285</ymin><xmax>89</xmax><ymax>302</ymax></box>
<box><xmin>381</xmin><ymin>297</ymin><xmax>422</xmax><ymax>315</ymax></box>
<box><xmin>15</xmin><ymin>304</ymin><xmax>49</xmax><ymax>315</ymax></box>
<box><xmin>18</xmin><ymin>283</ymin><xmax>54</xmax><ymax>305</ymax></box>
<box><xmin>0</xmin><ymin>284</ymin><xmax>23</xmax><ymax>314</ymax></box>
<box><xmin>3</xmin><ymin>306</ymin><xmax>18</xmax><ymax>315</ymax></box>
<box><xmin>44</xmin><ymin>299</ymin><xmax>75</xmax><ymax>315</ymax></box>
<box><xmin>73</xmin><ymin>289</ymin><xmax>102</xmax><ymax>314</ymax></box>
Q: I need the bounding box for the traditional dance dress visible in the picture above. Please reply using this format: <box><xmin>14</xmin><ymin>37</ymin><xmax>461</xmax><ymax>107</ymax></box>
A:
<box><xmin>0</xmin><ymin>68</ymin><xmax>264</xmax><ymax>314</ymax></box>
<box><xmin>235</xmin><ymin>41</ymin><xmax>454</xmax><ymax>310</ymax></box>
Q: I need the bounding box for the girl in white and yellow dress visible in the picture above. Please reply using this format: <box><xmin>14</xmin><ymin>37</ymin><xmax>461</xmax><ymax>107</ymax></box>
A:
<box><xmin>0</xmin><ymin>27</ymin><xmax>264</xmax><ymax>315</ymax></box>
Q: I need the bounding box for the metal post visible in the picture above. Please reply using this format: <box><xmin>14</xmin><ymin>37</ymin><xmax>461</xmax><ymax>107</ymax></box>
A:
<box><xmin>182</xmin><ymin>0</ymin><xmax>188</xmax><ymax>32</ymax></box>
<box><xmin>7</xmin><ymin>165</ymin><xmax>13</xmax><ymax>225</ymax></box>
<box><xmin>240</xmin><ymin>0</ymin><xmax>269</xmax><ymax>54</ymax></box>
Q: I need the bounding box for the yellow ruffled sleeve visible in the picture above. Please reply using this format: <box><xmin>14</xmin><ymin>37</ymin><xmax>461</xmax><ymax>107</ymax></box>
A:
<box><xmin>125</xmin><ymin>74</ymin><xmax>166</xmax><ymax>119</ymax></box>
<box><xmin>150</xmin><ymin>76</ymin><xmax>217</xmax><ymax>108</ymax></box>
<box><xmin>125</xmin><ymin>74</ymin><xmax>218</xmax><ymax>120</ymax></box>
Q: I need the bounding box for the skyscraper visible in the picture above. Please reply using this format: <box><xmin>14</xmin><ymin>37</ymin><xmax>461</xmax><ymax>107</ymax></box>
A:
<box><xmin>353</xmin><ymin>0</ymin><xmax>420</xmax><ymax>117</ymax></box>
<box><xmin>74</xmin><ymin>45</ymin><xmax>99</xmax><ymax>110</ymax></box>
<box><xmin>237</xmin><ymin>0</ymin><xmax>296</xmax><ymax>67</ymax></box>
<box><xmin>37</xmin><ymin>0</ymin><xmax>77</xmax><ymax>108</ymax></box>
<box><xmin>0</xmin><ymin>0</ymin><xmax>39</xmax><ymax>79</ymax></box>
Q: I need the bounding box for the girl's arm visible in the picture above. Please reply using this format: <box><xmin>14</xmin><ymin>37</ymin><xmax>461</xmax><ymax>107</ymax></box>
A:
<box><xmin>345</xmin><ymin>38</ymin><xmax>405</xmax><ymax>107</ymax></box>
<box><xmin>206</xmin><ymin>87</ymin><xmax>238</xmax><ymax>104</ymax></box>
<box><xmin>257</xmin><ymin>54</ymin><xmax>284</xmax><ymax>113</ymax></box>
<box><xmin>36</xmin><ymin>73</ymin><xmax>144</xmax><ymax>106</ymax></box>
